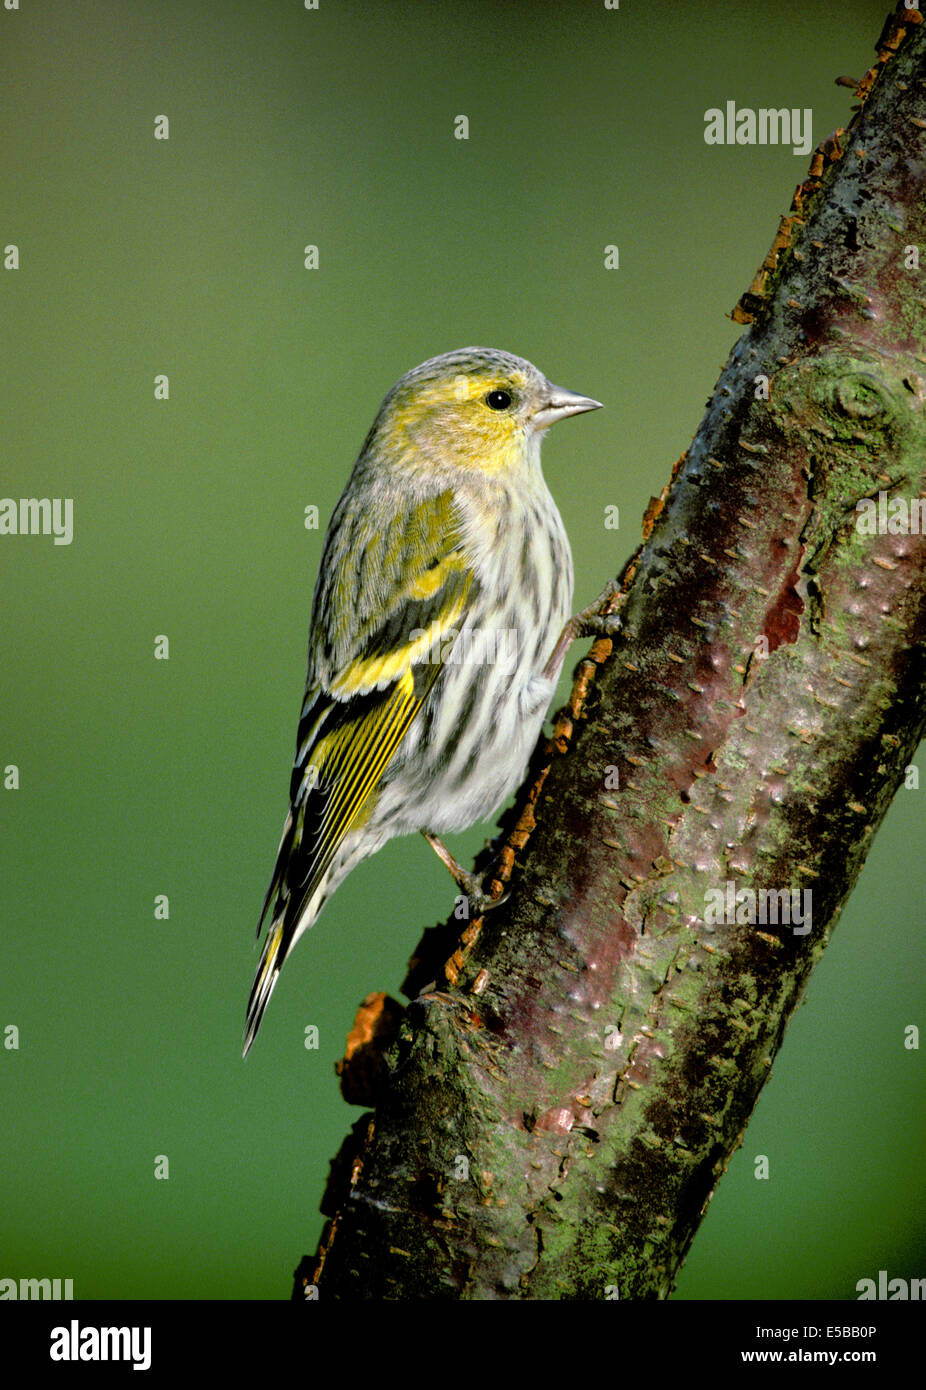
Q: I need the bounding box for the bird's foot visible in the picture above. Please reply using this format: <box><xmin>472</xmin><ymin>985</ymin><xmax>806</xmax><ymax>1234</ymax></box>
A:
<box><xmin>574</xmin><ymin>576</ymin><xmax>625</xmax><ymax>641</ymax></box>
<box><xmin>422</xmin><ymin>831</ymin><xmax>509</xmax><ymax>914</ymax></box>
<box><xmin>543</xmin><ymin>577</ymin><xmax>624</xmax><ymax>681</ymax></box>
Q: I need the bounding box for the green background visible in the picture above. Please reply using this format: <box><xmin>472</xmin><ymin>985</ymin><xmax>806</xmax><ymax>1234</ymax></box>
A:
<box><xmin>2</xmin><ymin>0</ymin><xmax>922</xmax><ymax>1300</ymax></box>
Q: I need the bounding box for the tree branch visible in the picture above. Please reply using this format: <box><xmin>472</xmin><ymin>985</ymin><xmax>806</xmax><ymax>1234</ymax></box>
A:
<box><xmin>297</xmin><ymin>3</ymin><xmax>926</xmax><ymax>1300</ymax></box>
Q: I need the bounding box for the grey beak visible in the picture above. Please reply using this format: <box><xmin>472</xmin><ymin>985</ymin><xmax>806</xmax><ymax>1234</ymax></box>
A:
<box><xmin>531</xmin><ymin>384</ymin><xmax>604</xmax><ymax>432</ymax></box>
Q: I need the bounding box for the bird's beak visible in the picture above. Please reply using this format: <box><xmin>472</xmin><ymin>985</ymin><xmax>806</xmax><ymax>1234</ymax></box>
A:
<box><xmin>531</xmin><ymin>384</ymin><xmax>604</xmax><ymax>432</ymax></box>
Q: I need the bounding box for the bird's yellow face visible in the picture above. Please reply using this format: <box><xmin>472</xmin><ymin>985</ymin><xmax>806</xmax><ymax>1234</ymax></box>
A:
<box><xmin>370</xmin><ymin>347</ymin><xmax>602</xmax><ymax>479</ymax></box>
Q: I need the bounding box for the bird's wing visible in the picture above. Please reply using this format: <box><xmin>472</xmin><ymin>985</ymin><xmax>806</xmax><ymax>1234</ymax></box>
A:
<box><xmin>245</xmin><ymin>487</ymin><xmax>476</xmax><ymax>1050</ymax></box>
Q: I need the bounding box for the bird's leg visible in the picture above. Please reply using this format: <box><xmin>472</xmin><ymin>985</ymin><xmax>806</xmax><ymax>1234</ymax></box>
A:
<box><xmin>422</xmin><ymin>831</ymin><xmax>505</xmax><ymax>914</ymax></box>
<box><xmin>543</xmin><ymin>576</ymin><xmax>624</xmax><ymax>684</ymax></box>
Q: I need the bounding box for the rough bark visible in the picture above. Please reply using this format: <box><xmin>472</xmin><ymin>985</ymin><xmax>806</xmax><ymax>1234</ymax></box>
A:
<box><xmin>296</xmin><ymin>5</ymin><xmax>926</xmax><ymax>1300</ymax></box>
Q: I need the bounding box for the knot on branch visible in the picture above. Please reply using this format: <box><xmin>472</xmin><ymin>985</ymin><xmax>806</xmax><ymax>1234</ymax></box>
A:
<box><xmin>834</xmin><ymin>371</ymin><xmax>892</xmax><ymax>420</ymax></box>
<box><xmin>771</xmin><ymin>355</ymin><xmax>912</xmax><ymax>463</ymax></box>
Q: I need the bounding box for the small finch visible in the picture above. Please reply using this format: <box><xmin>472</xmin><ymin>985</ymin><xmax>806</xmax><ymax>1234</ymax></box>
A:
<box><xmin>244</xmin><ymin>347</ymin><xmax>617</xmax><ymax>1055</ymax></box>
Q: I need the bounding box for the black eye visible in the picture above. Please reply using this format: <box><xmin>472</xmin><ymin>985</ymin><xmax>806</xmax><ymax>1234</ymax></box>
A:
<box><xmin>485</xmin><ymin>389</ymin><xmax>512</xmax><ymax>411</ymax></box>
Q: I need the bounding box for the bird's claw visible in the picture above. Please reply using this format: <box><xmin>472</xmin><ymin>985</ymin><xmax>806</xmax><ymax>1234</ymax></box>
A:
<box><xmin>582</xmin><ymin>611</ymin><xmax>623</xmax><ymax>640</ymax></box>
<box><xmin>454</xmin><ymin>868</ymin><xmax>509</xmax><ymax>915</ymax></box>
<box><xmin>468</xmin><ymin>885</ymin><xmax>510</xmax><ymax>915</ymax></box>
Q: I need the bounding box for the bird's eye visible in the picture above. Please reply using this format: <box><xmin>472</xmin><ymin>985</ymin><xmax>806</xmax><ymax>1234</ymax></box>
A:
<box><xmin>485</xmin><ymin>389</ymin><xmax>513</xmax><ymax>411</ymax></box>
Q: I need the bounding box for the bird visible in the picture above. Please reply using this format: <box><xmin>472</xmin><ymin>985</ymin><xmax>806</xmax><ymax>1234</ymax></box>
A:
<box><xmin>243</xmin><ymin>346</ymin><xmax>618</xmax><ymax>1055</ymax></box>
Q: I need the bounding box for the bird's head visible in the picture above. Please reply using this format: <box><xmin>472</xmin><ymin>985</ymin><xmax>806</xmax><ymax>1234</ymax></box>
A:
<box><xmin>367</xmin><ymin>347</ymin><xmax>602</xmax><ymax>478</ymax></box>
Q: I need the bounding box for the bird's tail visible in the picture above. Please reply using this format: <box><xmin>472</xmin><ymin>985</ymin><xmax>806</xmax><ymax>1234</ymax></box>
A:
<box><xmin>245</xmin><ymin>765</ymin><xmax>372</xmax><ymax>1055</ymax></box>
<box><xmin>243</xmin><ymin>867</ymin><xmax>333</xmax><ymax>1057</ymax></box>
<box><xmin>243</xmin><ymin>919</ymin><xmax>286</xmax><ymax>1057</ymax></box>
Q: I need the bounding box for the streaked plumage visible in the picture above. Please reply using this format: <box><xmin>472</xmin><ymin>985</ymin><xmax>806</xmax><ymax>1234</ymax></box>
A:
<box><xmin>244</xmin><ymin>347</ymin><xmax>602</xmax><ymax>1054</ymax></box>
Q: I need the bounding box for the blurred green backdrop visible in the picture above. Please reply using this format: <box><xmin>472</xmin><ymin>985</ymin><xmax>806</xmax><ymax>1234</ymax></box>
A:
<box><xmin>2</xmin><ymin>0</ymin><xmax>922</xmax><ymax>1300</ymax></box>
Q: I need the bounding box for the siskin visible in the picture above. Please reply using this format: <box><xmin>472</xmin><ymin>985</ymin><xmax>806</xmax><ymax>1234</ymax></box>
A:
<box><xmin>244</xmin><ymin>347</ymin><xmax>618</xmax><ymax>1055</ymax></box>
